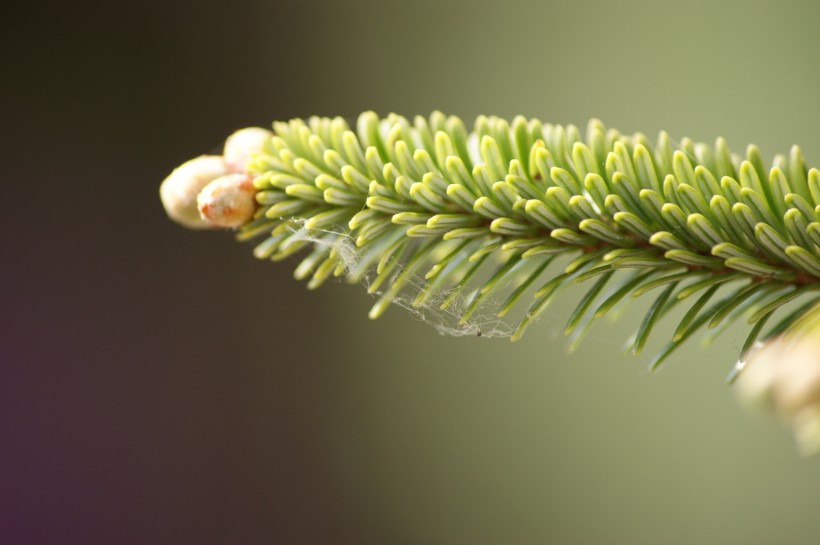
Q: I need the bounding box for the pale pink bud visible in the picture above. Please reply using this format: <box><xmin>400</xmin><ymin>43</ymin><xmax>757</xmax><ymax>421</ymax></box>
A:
<box><xmin>197</xmin><ymin>173</ymin><xmax>257</xmax><ymax>228</ymax></box>
<box><xmin>733</xmin><ymin>342</ymin><xmax>783</xmax><ymax>409</ymax></box>
<box><xmin>160</xmin><ymin>155</ymin><xmax>230</xmax><ymax>229</ymax></box>
<box><xmin>223</xmin><ymin>127</ymin><xmax>273</xmax><ymax>173</ymax></box>
<box><xmin>769</xmin><ymin>335</ymin><xmax>820</xmax><ymax>416</ymax></box>
<box><xmin>735</xmin><ymin>326</ymin><xmax>820</xmax><ymax>454</ymax></box>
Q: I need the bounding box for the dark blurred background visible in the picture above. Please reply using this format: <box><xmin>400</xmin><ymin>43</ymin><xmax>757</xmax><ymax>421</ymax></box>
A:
<box><xmin>5</xmin><ymin>0</ymin><xmax>820</xmax><ymax>543</ymax></box>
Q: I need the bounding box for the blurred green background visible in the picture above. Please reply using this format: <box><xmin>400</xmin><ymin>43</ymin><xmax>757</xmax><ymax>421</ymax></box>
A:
<box><xmin>5</xmin><ymin>0</ymin><xmax>820</xmax><ymax>543</ymax></box>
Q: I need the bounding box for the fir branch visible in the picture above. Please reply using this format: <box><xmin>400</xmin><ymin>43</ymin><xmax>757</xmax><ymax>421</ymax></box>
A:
<box><xmin>161</xmin><ymin>112</ymin><xmax>820</xmax><ymax>370</ymax></box>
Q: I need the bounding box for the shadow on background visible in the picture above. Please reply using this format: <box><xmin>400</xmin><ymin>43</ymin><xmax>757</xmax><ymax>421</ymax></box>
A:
<box><xmin>4</xmin><ymin>1</ymin><xmax>820</xmax><ymax>543</ymax></box>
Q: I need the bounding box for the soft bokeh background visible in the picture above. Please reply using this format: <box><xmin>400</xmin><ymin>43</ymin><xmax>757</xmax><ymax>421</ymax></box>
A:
<box><xmin>5</xmin><ymin>0</ymin><xmax>820</xmax><ymax>543</ymax></box>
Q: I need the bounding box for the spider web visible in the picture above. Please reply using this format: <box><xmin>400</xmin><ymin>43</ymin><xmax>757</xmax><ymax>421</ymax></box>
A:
<box><xmin>281</xmin><ymin>223</ymin><xmax>640</xmax><ymax>351</ymax></box>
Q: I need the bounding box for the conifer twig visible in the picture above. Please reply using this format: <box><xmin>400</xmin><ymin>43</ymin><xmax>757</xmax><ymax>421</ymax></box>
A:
<box><xmin>160</xmin><ymin>112</ymin><xmax>820</xmax><ymax>372</ymax></box>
